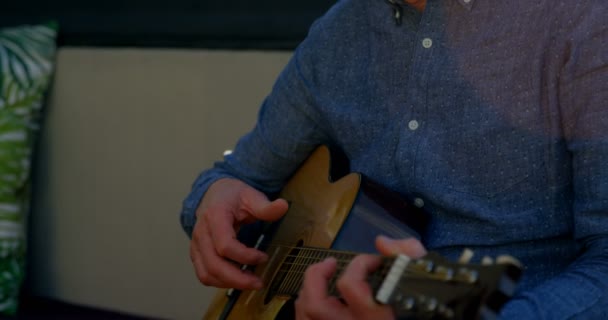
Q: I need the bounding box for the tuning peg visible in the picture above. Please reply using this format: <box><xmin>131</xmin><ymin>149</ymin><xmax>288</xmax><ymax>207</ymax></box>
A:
<box><xmin>496</xmin><ymin>255</ymin><xmax>523</xmax><ymax>268</ymax></box>
<box><xmin>402</xmin><ymin>297</ymin><xmax>415</xmax><ymax>310</ymax></box>
<box><xmin>455</xmin><ymin>267</ymin><xmax>479</xmax><ymax>283</ymax></box>
<box><xmin>481</xmin><ymin>256</ymin><xmax>494</xmax><ymax>265</ymax></box>
<box><xmin>458</xmin><ymin>248</ymin><xmax>474</xmax><ymax>264</ymax></box>
<box><xmin>434</xmin><ymin>265</ymin><xmax>454</xmax><ymax>280</ymax></box>
<box><xmin>413</xmin><ymin>259</ymin><xmax>434</xmax><ymax>272</ymax></box>
<box><xmin>425</xmin><ymin>297</ymin><xmax>438</xmax><ymax>311</ymax></box>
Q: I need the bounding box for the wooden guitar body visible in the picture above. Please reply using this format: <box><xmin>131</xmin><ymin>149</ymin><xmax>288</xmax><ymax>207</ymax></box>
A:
<box><xmin>204</xmin><ymin>146</ymin><xmax>429</xmax><ymax>320</ymax></box>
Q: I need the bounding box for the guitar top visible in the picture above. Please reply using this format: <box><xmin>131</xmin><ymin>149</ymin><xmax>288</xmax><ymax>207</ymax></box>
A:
<box><xmin>203</xmin><ymin>146</ymin><xmax>522</xmax><ymax>320</ymax></box>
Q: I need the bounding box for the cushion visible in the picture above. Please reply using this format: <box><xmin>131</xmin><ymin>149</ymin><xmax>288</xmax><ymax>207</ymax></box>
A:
<box><xmin>0</xmin><ymin>22</ymin><xmax>57</xmax><ymax>315</ymax></box>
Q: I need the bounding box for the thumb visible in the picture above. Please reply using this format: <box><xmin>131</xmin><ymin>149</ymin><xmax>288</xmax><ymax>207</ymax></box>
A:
<box><xmin>255</xmin><ymin>198</ymin><xmax>289</xmax><ymax>221</ymax></box>
<box><xmin>375</xmin><ymin>235</ymin><xmax>427</xmax><ymax>259</ymax></box>
<box><xmin>240</xmin><ymin>187</ymin><xmax>289</xmax><ymax>222</ymax></box>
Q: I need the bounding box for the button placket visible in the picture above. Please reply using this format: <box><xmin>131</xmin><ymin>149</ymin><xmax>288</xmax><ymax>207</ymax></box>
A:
<box><xmin>394</xmin><ymin>0</ymin><xmax>440</xmax><ymax>189</ymax></box>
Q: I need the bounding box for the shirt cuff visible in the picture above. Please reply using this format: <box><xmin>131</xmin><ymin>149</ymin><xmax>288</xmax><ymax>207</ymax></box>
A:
<box><xmin>179</xmin><ymin>171</ymin><xmax>235</xmax><ymax>238</ymax></box>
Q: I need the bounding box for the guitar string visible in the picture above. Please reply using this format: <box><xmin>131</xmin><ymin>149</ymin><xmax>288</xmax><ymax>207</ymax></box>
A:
<box><xmin>274</xmin><ymin>268</ymin><xmax>449</xmax><ymax>296</ymax></box>
<box><xmin>261</xmin><ymin>243</ymin><xmax>424</xmax><ymax>262</ymax></box>
<box><xmin>262</xmin><ymin>244</ymin><xmax>384</xmax><ymax>261</ymax></box>
<box><xmin>273</xmin><ymin>263</ymin><xmax>430</xmax><ymax>277</ymax></box>
<box><xmin>261</xmin><ymin>248</ymin><xmax>471</xmax><ymax>296</ymax></box>
<box><xmin>271</xmin><ymin>254</ymin><xmax>391</xmax><ymax>263</ymax></box>
<box><xmin>262</xmin><ymin>242</ymin><xmax>372</xmax><ymax>290</ymax></box>
<box><xmin>279</xmin><ymin>256</ymin><xmax>360</xmax><ymax>295</ymax></box>
<box><xmin>277</xmin><ymin>263</ymin><xmax>467</xmax><ymax>298</ymax></box>
<box><xmin>273</xmin><ymin>267</ymin><xmax>433</xmax><ymax>278</ymax></box>
<box><xmin>255</xmin><ymin>245</ymin><xmax>491</xmax><ymax>310</ymax></box>
<box><xmin>270</xmin><ymin>251</ymin><xmax>489</xmax><ymax>279</ymax></box>
<box><xmin>273</xmin><ymin>265</ymin><xmax>473</xmax><ymax>297</ymax></box>
<box><xmin>280</xmin><ymin>248</ymin><xmax>338</xmax><ymax>294</ymax></box>
<box><xmin>270</xmin><ymin>256</ymin><xmax>431</xmax><ymax>295</ymax></box>
<box><xmin>264</xmin><ymin>242</ymin><xmax>362</xmax><ymax>252</ymax></box>
<box><xmin>275</xmin><ymin>261</ymin><xmax>468</xmax><ymax>288</ymax></box>
<box><xmin>274</xmin><ymin>248</ymin><xmax>354</xmax><ymax>295</ymax></box>
<box><xmin>260</xmin><ymin>244</ymin><xmax>404</xmax><ymax>264</ymax></box>
<box><xmin>277</xmin><ymin>252</ymin><xmax>305</xmax><ymax>294</ymax></box>
<box><xmin>253</xmin><ymin>243</ymin><xmax>476</xmax><ymax>296</ymax></box>
<box><xmin>259</xmin><ymin>244</ymin><xmax>451</xmax><ymax>283</ymax></box>
<box><xmin>278</xmin><ymin>250</ymin><xmax>353</xmax><ymax>294</ymax></box>
<box><xmin>258</xmin><ymin>244</ymin><xmax>435</xmax><ymax>268</ymax></box>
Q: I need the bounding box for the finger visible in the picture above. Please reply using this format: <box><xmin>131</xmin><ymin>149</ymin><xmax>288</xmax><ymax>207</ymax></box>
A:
<box><xmin>206</xmin><ymin>208</ymin><xmax>268</xmax><ymax>265</ymax></box>
<box><xmin>190</xmin><ymin>238</ymin><xmax>224</xmax><ymax>287</ymax></box>
<box><xmin>300</xmin><ymin>257</ymin><xmax>336</xmax><ymax>299</ymax></box>
<box><xmin>190</xmin><ymin>239</ymin><xmax>206</xmax><ymax>282</ymax></box>
<box><xmin>337</xmin><ymin>255</ymin><xmax>383</xmax><ymax>308</ymax></box>
<box><xmin>239</xmin><ymin>187</ymin><xmax>289</xmax><ymax>222</ymax></box>
<box><xmin>337</xmin><ymin>255</ymin><xmax>395</xmax><ymax>319</ymax></box>
<box><xmin>196</xmin><ymin>222</ymin><xmax>264</xmax><ymax>289</ymax></box>
<box><xmin>375</xmin><ymin>235</ymin><xmax>427</xmax><ymax>258</ymax></box>
<box><xmin>296</xmin><ymin>258</ymin><xmax>350</xmax><ymax>320</ymax></box>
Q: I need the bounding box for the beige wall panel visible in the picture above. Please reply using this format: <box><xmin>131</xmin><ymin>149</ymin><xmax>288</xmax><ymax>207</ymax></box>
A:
<box><xmin>28</xmin><ymin>47</ymin><xmax>292</xmax><ymax>319</ymax></box>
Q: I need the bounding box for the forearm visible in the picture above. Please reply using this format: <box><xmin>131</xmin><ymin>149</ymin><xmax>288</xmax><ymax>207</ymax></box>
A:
<box><xmin>180</xmin><ymin>166</ymin><xmax>239</xmax><ymax>238</ymax></box>
<box><xmin>179</xmin><ymin>137</ymin><xmax>303</xmax><ymax>238</ymax></box>
<box><xmin>499</xmin><ymin>236</ymin><xmax>608</xmax><ymax>319</ymax></box>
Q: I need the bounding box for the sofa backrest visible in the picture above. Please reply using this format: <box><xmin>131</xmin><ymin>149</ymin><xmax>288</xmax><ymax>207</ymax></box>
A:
<box><xmin>27</xmin><ymin>47</ymin><xmax>291</xmax><ymax>319</ymax></box>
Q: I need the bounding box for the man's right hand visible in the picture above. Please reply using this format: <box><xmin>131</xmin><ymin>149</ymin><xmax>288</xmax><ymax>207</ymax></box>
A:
<box><xmin>190</xmin><ymin>178</ymin><xmax>289</xmax><ymax>290</ymax></box>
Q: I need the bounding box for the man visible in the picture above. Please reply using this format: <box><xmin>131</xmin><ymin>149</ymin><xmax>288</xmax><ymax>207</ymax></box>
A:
<box><xmin>181</xmin><ymin>0</ymin><xmax>608</xmax><ymax>318</ymax></box>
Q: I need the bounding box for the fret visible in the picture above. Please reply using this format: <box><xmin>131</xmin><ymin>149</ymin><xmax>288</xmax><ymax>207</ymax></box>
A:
<box><xmin>279</xmin><ymin>247</ymin><xmax>305</xmax><ymax>295</ymax></box>
<box><xmin>269</xmin><ymin>245</ymin><xmax>396</xmax><ymax>298</ymax></box>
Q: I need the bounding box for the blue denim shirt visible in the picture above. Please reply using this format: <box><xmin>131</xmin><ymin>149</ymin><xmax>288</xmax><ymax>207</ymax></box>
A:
<box><xmin>181</xmin><ymin>0</ymin><xmax>608</xmax><ymax>318</ymax></box>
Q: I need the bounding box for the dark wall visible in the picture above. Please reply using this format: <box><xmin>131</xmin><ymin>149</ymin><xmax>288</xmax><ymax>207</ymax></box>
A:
<box><xmin>0</xmin><ymin>0</ymin><xmax>336</xmax><ymax>49</ymax></box>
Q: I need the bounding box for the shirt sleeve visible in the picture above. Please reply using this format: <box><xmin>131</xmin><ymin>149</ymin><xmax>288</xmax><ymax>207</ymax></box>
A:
<box><xmin>179</xmin><ymin>49</ymin><xmax>328</xmax><ymax>237</ymax></box>
<box><xmin>500</xmin><ymin>5</ymin><xmax>608</xmax><ymax>319</ymax></box>
<box><xmin>178</xmin><ymin>1</ymin><xmax>359</xmax><ymax>237</ymax></box>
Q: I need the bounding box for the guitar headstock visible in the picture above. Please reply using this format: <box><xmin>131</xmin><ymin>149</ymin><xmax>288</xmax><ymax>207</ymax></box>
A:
<box><xmin>373</xmin><ymin>251</ymin><xmax>523</xmax><ymax>320</ymax></box>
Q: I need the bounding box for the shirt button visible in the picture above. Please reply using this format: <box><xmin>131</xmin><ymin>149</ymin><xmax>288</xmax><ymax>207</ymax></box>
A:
<box><xmin>414</xmin><ymin>197</ymin><xmax>425</xmax><ymax>208</ymax></box>
<box><xmin>408</xmin><ymin>120</ymin><xmax>419</xmax><ymax>131</ymax></box>
<box><xmin>422</xmin><ymin>38</ymin><xmax>433</xmax><ymax>49</ymax></box>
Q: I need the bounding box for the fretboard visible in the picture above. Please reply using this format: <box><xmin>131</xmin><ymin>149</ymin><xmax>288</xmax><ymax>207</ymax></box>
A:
<box><xmin>266</xmin><ymin>246</ymin><xmax>394</xmax><ymax>298</ymax></box>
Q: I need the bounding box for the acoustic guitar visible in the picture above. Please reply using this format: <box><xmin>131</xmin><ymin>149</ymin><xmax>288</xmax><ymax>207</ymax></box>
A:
<box><xmin>203</xmin><ymin>145</ymin><xmax>522</xmax><ymax>320</ymax></box>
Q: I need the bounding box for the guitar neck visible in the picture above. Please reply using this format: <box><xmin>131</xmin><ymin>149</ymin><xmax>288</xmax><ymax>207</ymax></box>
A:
<box><xmin>266</xmin><ymin>245</ymin><xmax>519</xmax><ymax>320</ymax></box>
<box><xmin>267</xmin><ymin>245</ymin><xmax>392</xmax><ymax>298</ymax></box>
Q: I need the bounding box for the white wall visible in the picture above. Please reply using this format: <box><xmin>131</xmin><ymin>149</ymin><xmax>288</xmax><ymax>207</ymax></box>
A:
<box><xmin>27</xmin><ymin>47</ymin><xmax>292</xmax><ymax>319</ymax></box>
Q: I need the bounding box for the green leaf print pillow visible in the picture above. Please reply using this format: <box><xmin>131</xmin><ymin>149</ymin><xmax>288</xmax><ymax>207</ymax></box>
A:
<box><xmin>0</xmin><ymin>23</ymin><xmax>57</xmax><ymax>314</ymax></box>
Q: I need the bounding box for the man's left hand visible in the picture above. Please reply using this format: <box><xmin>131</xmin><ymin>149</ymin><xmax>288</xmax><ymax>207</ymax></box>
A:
<box><xmin>295</xmin><ymin>236</ymin><xmax>427</xmax><ymax>320</ymax></box>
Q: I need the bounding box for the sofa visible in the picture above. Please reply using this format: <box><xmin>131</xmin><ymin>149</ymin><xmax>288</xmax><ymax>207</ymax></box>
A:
<box><xmin>22</xmin><ymin>47</ymin><xmax>292</xmax><ymax>319</ymax></box>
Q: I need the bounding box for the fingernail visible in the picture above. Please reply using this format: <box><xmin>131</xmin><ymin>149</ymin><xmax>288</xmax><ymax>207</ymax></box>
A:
<box><xmin>378</xmin><ymin>235</ymin><xmax>394</xmax><ymax>243</ymax></box>
<box><xmin>323</xmin><ymin>257</ymin><xmax>337</xmax><ymax>264</ymax></box>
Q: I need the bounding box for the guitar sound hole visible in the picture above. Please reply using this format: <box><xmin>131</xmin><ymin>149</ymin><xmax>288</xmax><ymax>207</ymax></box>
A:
<box><xmin>264</xmin><ymin>240</ymin><xmax>304</xmax><ymax>305</ymax></box>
